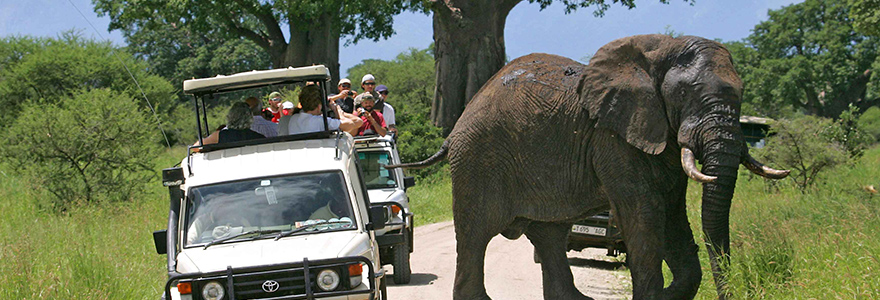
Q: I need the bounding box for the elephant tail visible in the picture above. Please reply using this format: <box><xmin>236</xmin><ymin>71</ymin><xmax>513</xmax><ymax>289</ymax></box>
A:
<box><xmin>384</xmin><ymin>140</ymin><xmax>449</xmax><ymax>169</ymax></box>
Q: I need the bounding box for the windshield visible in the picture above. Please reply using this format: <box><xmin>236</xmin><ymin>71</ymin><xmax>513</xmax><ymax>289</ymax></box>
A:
<box><xmin>357</xmin><ymin>151</ymin><xmax>397</xmax><ymax>189</ymax></box>
<box><xmin>183</xmin><ymin>171</ymin><xmax>355</xmax><ymax>247</ymax></box>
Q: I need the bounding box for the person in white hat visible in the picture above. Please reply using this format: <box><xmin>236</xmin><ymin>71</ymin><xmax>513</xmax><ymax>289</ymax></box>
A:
<box><xmin>354</xmin><ymin>74</ymin><xmax>379</xmax><ymax>106</ymax></box>
<box><xmin>327</xmin><ymin>78</ymin><xmax>357</xmax><ymax>114</ymax></box>
<box><xmin>287</xmin><ymin>85</ymin><xmax>362</xmax><ymax>136</ymax></box>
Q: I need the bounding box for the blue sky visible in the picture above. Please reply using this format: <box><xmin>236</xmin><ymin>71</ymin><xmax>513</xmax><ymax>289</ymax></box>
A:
<box><xmin>1</xmin><ymin>0</ymin><xmax>802</xmax><ymax>79</ymax></box>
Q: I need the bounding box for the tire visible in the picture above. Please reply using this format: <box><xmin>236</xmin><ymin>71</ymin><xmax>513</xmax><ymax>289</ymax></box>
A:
<box><xmin>378</xmin><ymin>276</ymin><xmax>388</xmax><ymax>300</ymax></box>
<box><xmin>392</xmin><ymin>234</ymin><xmax>412</xmax><ymax>284</ymax></box>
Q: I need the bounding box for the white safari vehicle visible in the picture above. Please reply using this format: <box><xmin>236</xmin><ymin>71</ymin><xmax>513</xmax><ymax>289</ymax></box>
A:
<box><xmin>153</xmin><ymin>66</ymin><xmax>391</xmax><ymax>300</ymax></box>
<box><xmin>353</xmin><ymin>136</ymin><xmax>416</xmax><ymax>284</ymax></box>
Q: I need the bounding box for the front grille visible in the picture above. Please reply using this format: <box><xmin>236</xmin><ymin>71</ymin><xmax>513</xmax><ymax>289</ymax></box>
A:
<box><xmin>232</xmin><ymin>268</ymin><xmax>311</xmax><ymax>299</ymax></box>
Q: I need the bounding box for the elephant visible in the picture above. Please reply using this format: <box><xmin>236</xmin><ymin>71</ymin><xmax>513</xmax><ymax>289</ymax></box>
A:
<box><xmin>388</xmin><ymin>34</ymin><xmax>789</xmax><ymax>300</ymax></box>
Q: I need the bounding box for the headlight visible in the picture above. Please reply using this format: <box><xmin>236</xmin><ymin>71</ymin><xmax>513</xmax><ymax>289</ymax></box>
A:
<box><xmin>202</xmin><ymin>281</ymin><xmax>225</xmax><ymax>300</ymax></box>
<box><xmin>317</xmin><ymin>269</ymin><xmax>340</xmax><ymax>291</ymax></box>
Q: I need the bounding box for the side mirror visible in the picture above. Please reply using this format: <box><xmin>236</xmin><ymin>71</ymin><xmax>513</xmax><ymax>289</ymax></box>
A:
<box><xmin>153</xmin><ymin>230</ymin><xmax>168</xmax><ymax>255</ymax></box>
<box><xmin>403</xmin><ymin>176</ymin><xmax>416</xmax><ymax>191</ymax></box>
<box><xmin>368</xmin><ymin>206</ymin><xmax>387</xmax><ymax>231</ymax></box>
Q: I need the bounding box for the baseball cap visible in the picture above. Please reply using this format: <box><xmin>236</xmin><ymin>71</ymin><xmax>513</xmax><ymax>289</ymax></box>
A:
<box><xmin>269</xmin><ymin>92</ymin><xmax>282</xmax><ymax>100</ymax></box>
<box><xmin>375</xmin><ymin>85</ymin><xmax>388</xmax><ymax>93</ymax></box>
<box><xmin>338</xmin><ymin>78</ymin><xmax>351</xmax><ymax>86</ymax></box>
<box><xmin>362</xmin><ymin>74</ymin><xmax>375</xmax><ymax>84</ymax></box>
<box><xmin>282</xmin><ymin>101</ymin><xmax>294</xmax><ymax>109</ymax></box>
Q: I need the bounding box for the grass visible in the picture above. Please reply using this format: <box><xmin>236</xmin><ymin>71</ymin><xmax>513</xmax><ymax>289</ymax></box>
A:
<box><xmin>1</xmin><ymin>145</ymin><xmax>877</xmax><ymax>299</ymax></box>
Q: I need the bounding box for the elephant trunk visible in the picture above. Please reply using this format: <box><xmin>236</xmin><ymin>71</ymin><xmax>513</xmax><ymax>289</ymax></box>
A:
<box><xmin>695</xmin><ymin>117</ymin><xmax>744</xmax><ymax>300</ymax></box>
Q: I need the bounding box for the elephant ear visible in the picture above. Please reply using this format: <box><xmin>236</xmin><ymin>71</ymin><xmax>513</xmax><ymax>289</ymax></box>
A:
<box><xmin>580</xmin><ymin>36</ymin><xmax>670</xmax><ymax>155</ymax></box>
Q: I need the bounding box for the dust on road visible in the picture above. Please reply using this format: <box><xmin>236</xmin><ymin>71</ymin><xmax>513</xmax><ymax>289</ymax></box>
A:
<box><xmin>384</xmin><ymin>221</ymin><xmax>632</xmax><ymax>300</ymax></box>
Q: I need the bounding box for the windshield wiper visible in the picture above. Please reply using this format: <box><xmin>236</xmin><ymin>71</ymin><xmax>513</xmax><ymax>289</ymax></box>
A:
<box><xmin>203</xmin><ymin>229</ymin><xmax>282</xmax><ymax>249</ymax></box>
<box><xmin>275</xmin><ymin>220</ymin><xmax>352</xmax><ymax>241</ymax></box>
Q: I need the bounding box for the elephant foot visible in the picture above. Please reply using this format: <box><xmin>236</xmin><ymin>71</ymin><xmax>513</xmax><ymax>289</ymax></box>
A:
<box><xmin>452</xmin><ymin>292</ymin><xmax>491</xmax><ymax>300</ymax></box>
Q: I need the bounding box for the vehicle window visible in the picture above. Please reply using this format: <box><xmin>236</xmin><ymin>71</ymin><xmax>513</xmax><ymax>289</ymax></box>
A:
<box><xmin>183</xmin><ymin>171</ymin><xmax>354</xmax><ymax>247</ymax></box>
<box><xmin>357</xmin><ymin>151</ymin><xmax>397</xmax><ymax>189</ymax></box>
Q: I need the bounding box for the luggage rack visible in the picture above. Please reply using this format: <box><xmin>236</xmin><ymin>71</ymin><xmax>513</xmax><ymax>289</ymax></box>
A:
<box><xmin>353</xmin><ymin>134</ymin><xmax>395</xmax><ymax>150</ymax></box>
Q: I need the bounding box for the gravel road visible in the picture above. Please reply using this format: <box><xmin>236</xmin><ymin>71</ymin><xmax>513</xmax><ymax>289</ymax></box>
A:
<box><xmin>384</xmin><ymin>221</ymin><xmax>632</xmax><ymax>300</ymax></box>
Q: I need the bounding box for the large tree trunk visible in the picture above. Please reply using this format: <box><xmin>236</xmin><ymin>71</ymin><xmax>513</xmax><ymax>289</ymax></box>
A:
<box><xmin>266</xmin><ymin>14</ymin><xmax>342</xmax><ymax>86</ymax></box>
<box><xmin>431</xmin><ymin>0</ymin><xmax>521</xmax><ymax>132</ymax></box>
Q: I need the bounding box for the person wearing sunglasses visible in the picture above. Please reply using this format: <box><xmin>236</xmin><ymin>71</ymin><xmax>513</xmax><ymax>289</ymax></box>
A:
<box><xmin>327</xmin><ymin>78</ymin><xmax>357</xmax><ymax>114</ymax></box>
<box><xmin>375</xmin><ymin>85</ymin><xmax>397</xmax><ymax>135</ymax></box>
<box><xmin>354</xmin><ymin>74</ymin><xmax>380</xmax><ymax>107</ymax></box>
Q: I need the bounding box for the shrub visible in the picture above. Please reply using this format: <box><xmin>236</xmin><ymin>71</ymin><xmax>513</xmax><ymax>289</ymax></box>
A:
<box><xmin>0</xmin><ymin>89</ymin><xmax>159</xmax><ymax>211</ymax></box>
<box><xmin>755</xmin><ymin>115</ymin><xmax>848</xmax><ymax>190</ymax></box>
<box><xmin>823</xmin><ymin>105</ymin><xmax>874</xmax><ymax>159</ymax></box>
<box><xmin>858</xmin><ymin>106</ymin><xmax>880</xmax><ymax>142</ymax></box>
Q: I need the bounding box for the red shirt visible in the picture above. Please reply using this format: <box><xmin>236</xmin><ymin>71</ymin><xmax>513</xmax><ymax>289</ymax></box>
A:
<box><xmin>357</xmin><ymin>111</ymin><xmax>386</xmax><ymax>136</ymax></box>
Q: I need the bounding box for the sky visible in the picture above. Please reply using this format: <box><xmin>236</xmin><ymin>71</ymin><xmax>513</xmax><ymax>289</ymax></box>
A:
<box><xmin>0</xmin><ymin>0</ymin><xmax>803</xmax><ymax>79</ymax></box>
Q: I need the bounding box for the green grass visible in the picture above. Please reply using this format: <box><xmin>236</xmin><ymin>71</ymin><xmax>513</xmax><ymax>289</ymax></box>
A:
<box><xmin>1</xmin><ymin>145</ymin><xmax>878</xmax><ymax>298</ymax></box>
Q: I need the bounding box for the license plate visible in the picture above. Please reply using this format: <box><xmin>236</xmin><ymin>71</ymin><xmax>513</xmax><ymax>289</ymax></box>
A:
<box><xmin>571</xmin><ymin>224</ymin><xmax>606</xmax><ymax>236</ymax></box>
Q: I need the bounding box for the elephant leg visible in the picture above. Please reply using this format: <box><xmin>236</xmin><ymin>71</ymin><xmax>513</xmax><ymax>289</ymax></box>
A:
<box><xmin>525</xmin><ymin>221</ymin><xmax>593</xmax><ymax>300</ymax></box>
<box><xmin>452</xmin><ymin>207</ymin><xmax>498</xmax><ymax>300</ymax></box>
<box><xmin>661</xmin><ymin>180</ymin><xmax>701</xmax><ymax>299</ymax></box>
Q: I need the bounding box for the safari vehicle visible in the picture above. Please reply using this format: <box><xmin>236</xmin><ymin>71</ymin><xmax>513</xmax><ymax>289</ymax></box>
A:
<box><xmin>535</xmin><ymin>211</ymin><xmax>626</xmax><ymax>263</ymax></box>
<box><xmin>353</xmin><ymin>135</ymin><xmax>416</xmax><ymax>284</ymax></box>
<box><xmin>152</xmin><ymin>65</ymin><xmax>393</xmax><ymax>300</ymax></box>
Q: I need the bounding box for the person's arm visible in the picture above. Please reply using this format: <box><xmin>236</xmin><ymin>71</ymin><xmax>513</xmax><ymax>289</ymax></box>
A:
<box><xmin>365</xmin><ymin>112</ymin><xmax>387</xmax><ymax>136</ymax></box>
<box><xmin>192</xmin><ymin>129</ymin><xmax>220</xmax><ymax>151</ymax></box>
<box><xmin>330</xmin><ymin>100</ymin><xmax>363</xmax><ymax>135</ymax></box>
<box><xmin>384</xmin><ymin>104</ymin><xmax>397</xmax><ymax>134</ymax></box>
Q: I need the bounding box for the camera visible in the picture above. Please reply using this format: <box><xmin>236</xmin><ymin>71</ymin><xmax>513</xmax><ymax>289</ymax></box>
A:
<box><xmin>347</xmin><ymin>91</ymin><xmax>354</xmax><ymax>96</ymax></box>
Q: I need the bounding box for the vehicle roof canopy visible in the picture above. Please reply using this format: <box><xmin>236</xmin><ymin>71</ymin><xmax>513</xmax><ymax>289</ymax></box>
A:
<box><xmin>183</xmin><ymin>65</ymin><xmax>331</xmax><ymax>95</ymax></box>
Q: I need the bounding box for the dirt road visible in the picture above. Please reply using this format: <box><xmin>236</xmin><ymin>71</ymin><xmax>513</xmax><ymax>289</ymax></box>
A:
<box><xmin>385</xmin><ymin>221</ymin><xmax>632</xmax><ymax>300</ymax></box>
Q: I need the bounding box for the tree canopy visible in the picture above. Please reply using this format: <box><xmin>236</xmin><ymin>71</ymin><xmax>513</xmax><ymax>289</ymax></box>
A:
<box><xmin>728</xmin><ymin>0</ymin><xmax>880</xmax><ymax>119</ymax></box>
<box><xmin>850</xmin><ymin>0</ymin><xmax>880</xmax><ymax>37</ymax></box>
<box><xmin>93</xmin><ymin>0</ymin><xmax>420</xmax><ymax>85</ymax></box>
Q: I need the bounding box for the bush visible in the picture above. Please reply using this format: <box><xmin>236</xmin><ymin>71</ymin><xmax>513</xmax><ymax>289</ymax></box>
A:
<box><xmin>0</xmin><ymin>89</ymin><xmax>160</xmax><ymax>211</ymax></box>
<box><xmin>858</xmin><ymin>106</ymin><xmax>880</xmax><ymax>142</ymax></box>
<box><xmin>755</xmin><ymin>115</ymin><xmax>848</xmax><ymax>190</ymax></box>
<box><xmin>823</xmin><ymin>105</ymin><xmax>874</xmax><ymax>159</ymax></box>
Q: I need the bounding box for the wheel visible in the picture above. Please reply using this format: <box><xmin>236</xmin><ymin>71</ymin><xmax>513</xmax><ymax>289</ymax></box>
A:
<box><xmin>533</xmin><ymin>249</ymin><xmax>542</xmax><ymax>264</ymax></box>
<box><xmin>378</xmin><ymin>276</ymin><xmax>388</xmax><ymax>300</ymax></box>
<box><xmin>392</xmin><ymin>233</ymin><xmax>412</xmax><ymax>284</ymax></box>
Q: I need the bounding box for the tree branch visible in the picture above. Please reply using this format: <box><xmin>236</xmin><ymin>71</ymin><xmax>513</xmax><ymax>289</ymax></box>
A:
<box><xmin>231</xmin><ymin>0</ymin><xmax>285</xmax><ymax>42</ymax></box>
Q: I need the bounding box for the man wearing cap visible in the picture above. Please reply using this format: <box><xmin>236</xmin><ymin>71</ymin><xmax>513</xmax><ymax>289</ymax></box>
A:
<box><xmin>266</xmin><ymin>91</ymin><xmax>283</xmax><ymax>123</ymax></box>
<box><xmin>374</xmin><ymin>85</ymin><xmax>397</xmax><ymax>135</ymax></box>
<box><xmin>245</xmin><ymin>96</ymin><xmax>278</xmax><ymax>137</ymax></box>
<box><xmin>327</xmin><ymin>78</ymin><xmax>357</xmax><ymax>114</ymax></box>
<box><xmin>354</xmin><ymin>74</ymin><xmax>380</xmax><ymax>107</ymax></box>
<box><xmin>355</xmin><ymin>93</ymin><xmax>387</xmax><ymax>136</ymax></box>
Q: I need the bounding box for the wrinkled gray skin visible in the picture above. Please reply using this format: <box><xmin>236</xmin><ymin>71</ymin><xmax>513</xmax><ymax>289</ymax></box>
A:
<box><xmin>390</xmin><ymin>34</ymin><xmax>787</xmax><ymax>300</ymax></box>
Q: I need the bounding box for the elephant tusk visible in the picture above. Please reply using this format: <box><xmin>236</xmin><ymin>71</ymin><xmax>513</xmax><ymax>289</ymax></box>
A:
<box><xmin>681</xmin><ymin>148</ymin><xmax>717</xmax><ymax>183</ymax></box>
<box><xmin>742</xmin><ymin>154</ymin><xmax>790</xmax><ymax>179</ymax></box>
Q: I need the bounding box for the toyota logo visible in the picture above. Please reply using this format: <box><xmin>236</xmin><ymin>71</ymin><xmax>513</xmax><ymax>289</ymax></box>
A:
<box><xmin>262</xmin><ymin>280</ymin><xmax>280</xmax><ymax>293</ymax></box>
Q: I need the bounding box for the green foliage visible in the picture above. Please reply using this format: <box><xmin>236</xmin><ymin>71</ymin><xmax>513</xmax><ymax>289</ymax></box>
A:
<box><xmin>754</xmin><ymin>115</ymin><xmax>849</xmax><ymax>190</ymax></box>
<box><xmin>725</xmin><ymin>0</ymin><xmax>880</xmax><ymax>119</ymax></box>
<box><xmin>0</xmin><ymin>89</ymin><xmax>160</xmax><ymax>211</ymax></box>
<box><xmin>122</xmin><ymin>22</ymin><xmax>272</xmax><ymax>90</ymax></box>
<box><xmin>527</xmin><ymin>0</ymin><xmax>694</xmax><ymax>17</ymax></box>
<box><xmin>850</xmin><ymin>0</ymin><xmax>880</xmax><ymax>37</ymax></box>
<box><xmin>0</xmin><ymin>32</ymin><xmax>178</xmax><ymax>144</ymax></box>
<box><xmin>346</xmin><ymin>47</ymin><xmax>446</xmax><ymax>178</ymax></box>
<box><xmin>858</xmin><ymin>106</ymin><xmax>880</xmax><ymax>140</ymax></box>
<box><xmin>824</xmin><ymin>105</ymin><xmax>875</xmax><ymax>159</ymax></box>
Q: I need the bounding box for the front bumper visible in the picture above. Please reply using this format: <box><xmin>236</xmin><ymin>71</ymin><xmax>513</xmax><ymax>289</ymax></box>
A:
<box><xmin>165</xmin><ymin>256</ymin><xmax>378</xmax><ymax>300</ymax></box>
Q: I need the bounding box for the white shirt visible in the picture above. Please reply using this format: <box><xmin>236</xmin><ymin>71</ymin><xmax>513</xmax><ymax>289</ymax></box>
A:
<box><xmin>288</xmin><ymin>112</ymin><xmax>341</xmax><ymax>134</ymax></box>
<box><xmin>382</xmin><ymin>103</ymin><xmax>396</xmax><ymax>126</ymax></box>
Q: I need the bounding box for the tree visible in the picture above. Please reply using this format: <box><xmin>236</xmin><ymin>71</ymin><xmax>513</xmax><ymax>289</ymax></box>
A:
<box><xmin>94</xmin><ymin>0</ymin><xmax>418</xmax><ymax>85</ymax></box>
<box><xmin>0</xmin><ymin>89</ymin><xmax>160</xmax><ymax>211</ymax></box>
<box><xmin>428</xmin><ymin>0</ymin><xmax>693</xmax><ymax>132</ymax></box>
<box><xmin>755</xmin><ymin>115</ymin><xmax>848</xmax><ymax>190</ymax></box>
<box><xmin>0</xmin><ymin>33</ymin><xmax>177</xmax><ymax>144</ymax></box>
<box><xmin>850</xmin><ymin>0</ymin><xmax>880</xmax><ymax>37</ymax></box>
<box><xmin>121</xmin><ymin>21</ymin><xmax>272</xmax><ymax>88</ymax></box>
<box><xmin>728</xmin><ymin>0</ymin><xmax>880</xmax><ymax>119</ymax></box>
